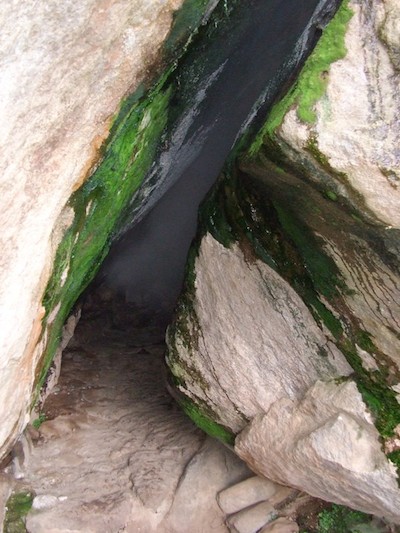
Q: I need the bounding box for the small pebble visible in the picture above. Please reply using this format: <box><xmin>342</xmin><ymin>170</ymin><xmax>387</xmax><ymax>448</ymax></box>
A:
<box><xmin>32</xmin><ymin>494</ymin><xmax>60</xmax><ymax>510</ymax></box>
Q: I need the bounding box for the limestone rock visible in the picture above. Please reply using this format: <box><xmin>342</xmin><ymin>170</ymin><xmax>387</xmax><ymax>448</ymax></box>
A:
<box><xmin>235</xmin><ymin>380</ymin><xmax>400</xmax><ymax>523</ymax></box>
<box><xmin>32</xmin><ymin>495</ymin><xmax>61</xmax><ymax>511</ymax></box>
<box><xmin>162</xmin><ymin>438</ymin><xmax>250</xmax><ymax>533</ymax></box>
<box><xmin>37</xmin><ymin>307</ymin><xmax>82</xmax><ymax>409</ymax></box>
<box><xmin>268</xmin><ymin>487</ymin><xmax>297</xmax><ymax>509</ymax></box>
<box><xmin>378</xmin><ymin>0</ymin><xmax>400</xmax><ymax>70</ymax></box>
<box><xmin>217</xmin><ymin>477</ymin><xmax>281</xmax><ymax>515</ymax></box>
<box><xmin>259</xmin><ymin>518</ymin><xmax>299</xmax><ymax>533</ymax></box>
<box><xmin>167</xmin><ymin>234</ymin><xmax>353</xmax><ymax>433</ymax></box>
<box><xmin>227</xmin><ymin>501</ymin><xmax>277</xmax><ymax>533</ymax></box>
<box><xmin>0</xmin><ymin>0</ymin><xmax>185</xmax><ymax>460</ymax></box>
<box><xmin>322</xmin><ymin>235</ymin><xmax>400</xmax><ymax>371</ymax></box>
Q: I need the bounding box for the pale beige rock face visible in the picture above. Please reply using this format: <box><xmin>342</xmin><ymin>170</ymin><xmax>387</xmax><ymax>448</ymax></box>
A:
<box><xmin>217</xmin><ymin>476</ymin><xmax>280</xmax><ymax>515</ymax></box>
<box><xmin>0</xmin><ymin>0</ymin><xmax>184</xmax><ymax>459</ymax></box>
<box><xmin>235</xmin><ymin>380</ymin><xmax>400</xmax><ymax>523</ymax></box>
<box><xmin>279</xmin><ymin>0</ymin><xmax>400</xmax><ymax>227</ymax></box>
<box><xmin>378</xmin><ymin>0</ymin><xmax>400</xmax><ymax>70</ymax></box>
<box><xmin>167</xmin><ymin>234</ymin><xmax>353</xmax><ymax>432</ymax></box>
<box><xmin>169</xmin><ymin>232</ymin><xmax>400</xmax><ymax>519</ymax></box>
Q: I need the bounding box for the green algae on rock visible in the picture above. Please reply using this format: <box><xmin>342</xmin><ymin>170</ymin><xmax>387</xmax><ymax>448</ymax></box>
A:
<box><xmin>38</xmin><ymin>78</ymin><xmax>173</xmax><ymax>392</ymax></box>
<box><xmin>249</xmin><ymin>0</ymin><xmax>353</xmax><ymax>157</ymax></box>
<box><xmin>178</xmin><ymin>396</ymin><xmax>235</xmax><ymax>445</ymax></box>
<box><xmin>3</xmin><ymin>491</ymin><xmax>33</xmax><ymax>533</ymax></box>
<box><xmin>166</xmin><ymin>0</ymin><xmax>400</xmax><ymax>520</ymax></box>
<box><xmin>35</xmin><ymin>0</ymin><xmax>238</xmax><ymax>397</ymax></box>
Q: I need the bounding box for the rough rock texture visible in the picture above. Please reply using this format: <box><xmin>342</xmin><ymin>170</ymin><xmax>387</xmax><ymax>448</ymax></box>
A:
<box><xmin>226</xmin><ymin>501</ymin><xmax>277</xmax><ymax>533</ymax></box>
<box><xmin>235</xmin><ymin>380</ymin><xmax>400</xmax><ymax>522</ymax></box>
<box><xmin>167</xmin><ymin>234</ymin><xmax>352</xmax><ymax>434</ymax></box>
<box><xmin>217</xmin><ymin>476</ymin><xmax>281</xmax><ymax>515</ymax></box>
<box><xmin>19</xmin><ymin>318</ymin><xmax>250</xmax><ymax>532</ymax></box>
<box><xmin>0</xmin><ymin>0</ymin><xmax>188</xmax><ymax>460</ymax></box>
<box><xmin>167</xmin><ymin>0</ymin><xmax>400</xmax><ymax>520</ymax></box>
<box><xmin>277</xmin><ymin>0</ymin><xmax>400</xmax><ymax>227</ymax></box>
<box><xmin>216</xmin><ymin>476</ymin><xmax>303</xmax><ymax>533</ymax></box>
<box><xmin>168</xmin><ymin>228</ymin><xmax>400</xmax><ymax>517</ymax></box>
<box><xmin>0</xmin><ymin>474</ymin><xmax>12</xmax><ymax>529</ymax></box>
<box><xmin>259</xmin><ymin>519</ymin><xmax>299</xmax><ymax>533</ymax></box>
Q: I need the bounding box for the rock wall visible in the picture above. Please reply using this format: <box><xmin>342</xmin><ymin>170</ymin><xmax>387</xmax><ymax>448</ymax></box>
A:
<box><xmin>0</xmin><ymin>0</ymin><xmax>230</xmax><ymax>461</ymax></box>
<box><xmin>167</xmin><ymin>0</ymin><xmax>400</xmax><ymax>520</ymax></box>
<box><xmin>0</xmin><ymin>0</ymin><xmax>340</xmax><ymax>463</ymax></box>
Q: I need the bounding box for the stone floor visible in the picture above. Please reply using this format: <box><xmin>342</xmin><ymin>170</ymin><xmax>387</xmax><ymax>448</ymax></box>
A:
<box><xmin>14</xmin><ymin>316</ymin><xmax>251</xmax><ymax>532</ymax></box>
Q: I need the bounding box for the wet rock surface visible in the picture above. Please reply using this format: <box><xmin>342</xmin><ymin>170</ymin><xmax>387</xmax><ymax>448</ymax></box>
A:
<box><xmin>166</xmin><ymin>0</ymin><xmax>400</xmax><ymax>522</ymax></box>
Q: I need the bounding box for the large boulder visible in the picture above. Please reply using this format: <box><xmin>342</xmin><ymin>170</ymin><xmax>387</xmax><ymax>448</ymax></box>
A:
<box><xmin>236</xmin><ymin>380</ymin><xmax>400</xmax><ymax>522</ymax></box>
<box><xmin>167</xmin><ymin>0</ymin><xmax>400</xmax><ymax>520</ymax></box>
<box><xmin>167</xmin><ymin>234</ymin><xmax>353</xmax><ymax>434</ymax></box>
<box><xmin>0</xmin><ymin>0</ymin><xmax>187</xmax><ymax>460</ymax></box>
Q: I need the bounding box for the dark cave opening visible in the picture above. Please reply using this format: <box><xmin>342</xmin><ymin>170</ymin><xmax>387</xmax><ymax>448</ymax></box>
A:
<box><xmin>78</xmin><ymin>0</ymin><xmax>338</xmax><ymax>337</ymax></box>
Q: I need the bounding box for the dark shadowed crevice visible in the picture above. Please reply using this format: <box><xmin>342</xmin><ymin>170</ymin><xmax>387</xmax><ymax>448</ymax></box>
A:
<box><xmin>86</xmin><ymin>0</ymin><xmax>342</xmax><ymax>331</ymax></box>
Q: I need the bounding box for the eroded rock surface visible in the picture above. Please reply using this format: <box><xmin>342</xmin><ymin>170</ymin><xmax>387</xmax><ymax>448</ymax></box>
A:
<box><xmin>167</xmin><ymin>234</ymin><xmax>352</xmax><ymax>434</ymax></box>
<box><xmin>235</xmin><ymin>380</ymin><xmax>400</xmax><ymax>523</ymax></box>
<box><xmin>278</xmin><ymin>0</ymin><xmax>400</xmax><ymax>226</ymax></box>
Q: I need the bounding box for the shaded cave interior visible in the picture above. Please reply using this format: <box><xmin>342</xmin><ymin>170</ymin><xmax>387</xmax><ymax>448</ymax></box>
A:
<box><xmin>80</xmin><ymin>156</ymin><xmax>218</xmax><ymax>341</ymax></box>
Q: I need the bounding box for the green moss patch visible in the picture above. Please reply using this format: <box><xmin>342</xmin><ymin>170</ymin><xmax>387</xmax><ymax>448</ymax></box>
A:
<box><xmin>37</xmin><ymin>78</ymin><xmax>173</xmax><ymax>392</ymax></box>
<box><xmin>298</xmin><ymin>501</ymin><xmax>389</xmax><ymax>533</ymax></box>
<box><xmin>164</xmin><ymin>0</ymin><xmax>212</xmax><ymax>57</ymax></box>
<box><xmin>317</xmin><ymin>504</ymin><xmax>375</xmax><ymax>533</ymax></box>
<box><xmin>4</xmin><ymin>491</ymin><xmax>33</xmax><ymax>533</ymax></box>
<box><xmin>341</xmin><ymin>338</ymin><xmax>400</xmax><ymax>440</ymax></box>
<box><xmin>178</xmin><ymin>396</ymin><xmax>235</xmax><ymax>445</ymax></box>
<box><xmin>198</xmin><ymin>174</ymin><xmax>236</xmax><ymax>248</ymax></box>
<box><xmin>32</xmin><ymin>413</ymin><xmax>46</xmax><ymax>430</ymax></box>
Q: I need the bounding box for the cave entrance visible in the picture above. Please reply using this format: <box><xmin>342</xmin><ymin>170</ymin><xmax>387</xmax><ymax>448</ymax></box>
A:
<box><xmin>22</xmin><ymin>281</ymin><xmax>251</xmax><ymax>531</ymax></box>
<box><xmin>17</xmin><ymin>1</ymin><xmax>339</xmax><ymax>529</ymax></box>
